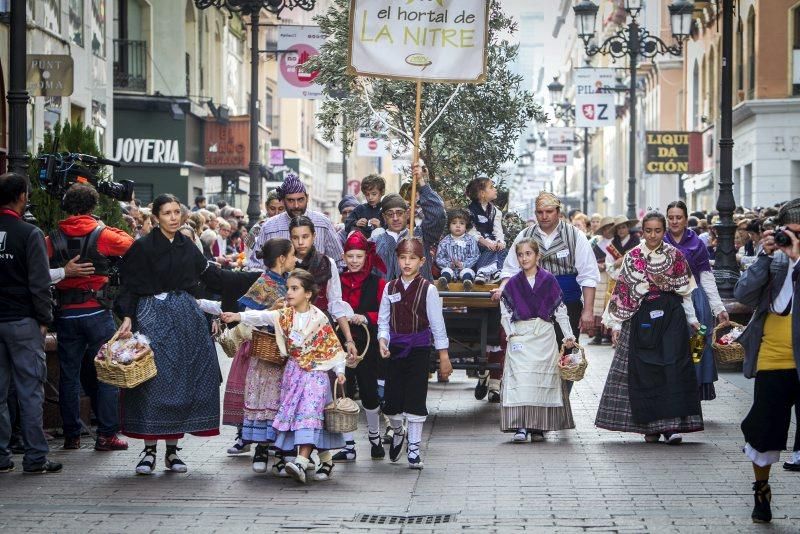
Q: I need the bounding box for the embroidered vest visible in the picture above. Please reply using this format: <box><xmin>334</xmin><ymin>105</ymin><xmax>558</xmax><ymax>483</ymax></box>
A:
<box><xmin>388</xmin><ymin>276</ymin><xmax>430</xmax><ymax>334</ymax></box>
<box><xmin>522</xmin><ymin>222</ymin><xmax>579</xmax><ymax>277</ymax></box>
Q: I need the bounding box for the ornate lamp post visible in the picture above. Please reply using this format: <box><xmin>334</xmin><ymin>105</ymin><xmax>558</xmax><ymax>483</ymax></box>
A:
<box><xmin>5</xmin><ymin>0</ymin><xmax>29</xmax><ymax>179</ymax></box>
<box><xmin>573</xmin><ymin>0</ymin><xmax>694</xmax><ymax>219</ymax></box>
<box><xmin>194</xmin><ymin>0</ymin><xmax>317</xmax><ymax>226</ymax></box>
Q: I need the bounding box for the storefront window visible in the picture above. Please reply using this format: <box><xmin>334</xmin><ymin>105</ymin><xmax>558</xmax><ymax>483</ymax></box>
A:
<box><xmin>44</xmin><ymin>97</ymin><xmax>62</xmax><ymax>134</ymax></box>
<box><xmin>69</xmin><ymin>0</ymin><xmax>84</xmax><ymax>47</ymax></box>
<box><xmin>91</xmin><ymin>0</ymin><xmax>106</xmax><ymax>58</ymax></box>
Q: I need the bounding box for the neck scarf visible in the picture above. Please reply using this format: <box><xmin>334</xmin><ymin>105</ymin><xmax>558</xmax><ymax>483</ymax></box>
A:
<box><xmin>501</xmin><ymin>268</ymin><xmax>563</xmax><ymax>322</ymax></box>
<box><xmin>664</xmin><ymin>228</ymin><xmax>711</xmax><ymax>282</ymax></box>
<box><xmin>604</xmin><ymin>242</ymin><xmax>695</xmax><ymax>324</ymax></box>
<box><xmin>341</xmin><ymin>232</ymin><xmax>386</xmax><ymax>288</ymax></box>
<box><xmin>296</xmin><ymin>246</ymin><xmax>332</xmax><ymax>285</ymax></box>
<box><xmin>275</xmin><ymin>305</ymin><xmax>345</xmax><ymax>371</ymax></box>
<box><xmin>238</xmin><ymin>270</ymin><xmax>287</xmax><ymax>311</ymax></box>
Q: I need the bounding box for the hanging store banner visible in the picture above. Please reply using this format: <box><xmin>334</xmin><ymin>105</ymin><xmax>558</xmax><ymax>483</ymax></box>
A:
<box><xmin>574</xmin><ymin>68</ymin><xmax>616</xmax><ymax>128</ymax></box>
<box><xmin>645</xmin><ymin>131</ymin><xmax>703</xmax><ymax>174</ymax></box>
<box><xmin>547</xmin><ymin>127</ymin><xmax>574</xmax><ymax>168</ymax></box>
<box><xmin>347</xmin><ymin>0</ymin><xmax>490</xmax><ymax>82</ymax></box>
<box><xmin>278</xmin><ymin>25</ymin><xmax>324</xmax><ymax>99</ymax></box>
<box><xmin>27</xmin><ymin>55</ymin><xmax>74</xmax><ymax>97</ymax></box>
<box><xmin>356</xmin><ymin>129</ymin><xmax>390</xmax><ymax>158</ymax></box>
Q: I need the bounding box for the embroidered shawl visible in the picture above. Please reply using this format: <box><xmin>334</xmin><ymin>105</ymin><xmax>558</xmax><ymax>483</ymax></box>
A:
<box><xmin>275</xmin><ymin>305</ymin><xmax>345</xmax><ymax>372</ymax></box>
<box><xmin>603</xmin><ymin>242</ymin><xmax>695</xmax><ymax>325</ymax></box>
<box><xmin>238</xmin><ymin>270</ymin><xmax>287</xmax><ymax>311</ymax></box>
<box><xmin>501</xmin><ymin>268</ymin><xmax>564</xmax><ymax>323</ymax></box>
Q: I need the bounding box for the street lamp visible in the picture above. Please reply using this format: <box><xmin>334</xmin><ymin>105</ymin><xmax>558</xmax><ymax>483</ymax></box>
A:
<box><xmin>194</xmin><ymin>0</ymin><xmax>317</xmax><ymax>227</ymax></box>
<box><xmin>574</xmin><ymin>0</ymin><xmax>693</xmax><ymax>219</ymax></box>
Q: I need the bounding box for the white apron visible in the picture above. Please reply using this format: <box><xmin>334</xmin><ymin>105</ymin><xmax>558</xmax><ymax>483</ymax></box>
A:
<box><xmin>501</xmin><ymin>318</ymin><xmax>563</xmax><ymax>408</ymax></box>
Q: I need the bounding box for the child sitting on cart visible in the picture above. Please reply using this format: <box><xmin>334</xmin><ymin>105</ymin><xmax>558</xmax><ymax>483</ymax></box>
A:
<box><xmin>378</xmin><ymin>237</ymin><xmax>452</xmax><ymax>469</ymax></box>
<box><xmin>435</xmin><ymin>208</ymin><xmax>480</xmax><ymax>291</ymax></box>
<box><xmin>499</xmin><ymin>237</ymin><xmax>576</xmax><ymax>443</ymax></box>
<box><xmin>467</xmin><ymin>176</ymin><xmax>506</xmax><ymax>284</ymax></box>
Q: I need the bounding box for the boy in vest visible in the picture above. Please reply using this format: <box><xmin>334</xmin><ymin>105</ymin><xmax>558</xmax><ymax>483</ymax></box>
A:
<box><xmin>467</xmin><ymin>176</ymin><xmax>507</xmax><ymax>284</ymax></box>
<box><xmin>378</xmin><ymin>237</ymin><xmax>451</xmax><ymax>469</ymax></box>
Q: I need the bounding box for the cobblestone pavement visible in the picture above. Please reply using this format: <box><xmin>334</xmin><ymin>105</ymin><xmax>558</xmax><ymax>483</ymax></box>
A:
<box><xmin>1</xmin><ymin>343</ymin><xmax>799</xmax><ymax>533</ymax></box>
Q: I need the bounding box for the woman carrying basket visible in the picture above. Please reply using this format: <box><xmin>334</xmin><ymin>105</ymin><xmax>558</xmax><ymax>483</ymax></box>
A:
<box><xmin>499</xmin><ymin>237</ymin><xmax>576</xmax><ymax>443</ymax></box>
<box><xmin>197</xmin><ymin>238</ymin><xmax>294</xmax><ymax>476</ymax></box>
<box><xmin>115</xmin><ymin>194</ymin><xmax>220</xmax><ymax>475</ymax></box>
<box><xmin>596</xmin><ymin>211</ymin><xmax>703</xmax><ymax>445</ymax></box>
<box><xmin>665</xmin><ymin>200</ymin><xmax>729</xmax><ymax>401</ymax></box>
<box><xmin>221</xmin><ymin>269</ymin><xmax>350</xmax><ymax>484</ymax></box>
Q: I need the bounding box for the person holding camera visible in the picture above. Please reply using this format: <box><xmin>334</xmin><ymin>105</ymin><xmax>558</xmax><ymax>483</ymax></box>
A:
<box><xmin>735</xmin><ymin>198</ymin><xmax>800</xmax><ymax>523</ymax></box>
<box><xmin>0</xmin><ymin>172</ymin><xmax>62</xmax><ymax>474</ymax></box>
<box><xmin>46</xmin><ymin>184</ymin><xmax>134</xmax><ymax>452</ymax></box>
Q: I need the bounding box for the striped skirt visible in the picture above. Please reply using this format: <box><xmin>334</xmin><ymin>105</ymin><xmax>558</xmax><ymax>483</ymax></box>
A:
<box><xmin>595</xmin><ymin>321</ymin><xmax>704</xmax><ymax>435</ymax></box>
<box><xmin>501</xmin><ymin>381</ymin><xmax>574</xmax><ymax>432</ymax></box>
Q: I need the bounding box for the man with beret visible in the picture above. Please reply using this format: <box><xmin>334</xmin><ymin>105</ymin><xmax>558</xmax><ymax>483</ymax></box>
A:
<box><xmin>735</xmin><ymin>197</ymin><xmax>800</xmax><ymax>523</ymax></box>
<box><xmin>248</xmin><ymin>173</ymin><xmax>344</xmax><ymax>269</ymax></box>
<box><xmin>372</xmin><ymin>165</ymin><xmax>446</xmax><ymax>281</ymax></box>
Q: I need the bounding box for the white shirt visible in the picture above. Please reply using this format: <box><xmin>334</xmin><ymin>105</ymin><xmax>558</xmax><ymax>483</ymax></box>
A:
<box><xmin>501</xmin><ymin>223</ymin><xmax>600</xmax><ymax>288</ymax></box>
<box><xmin>377</xmin><ymin>279</ymin><xmax>449</xmax><ymax>350</ymax></box>
<box><xmin>50</xmin><ymin>268</ymin><xmax>65</xmax><ymax>285</ymax></box>
<box><xmin>468</xmin><ymin>204</ymin><xmax>505</xmax><ymax>245</ymax></box>
<box><xmin>320</xmin><ymin>256</ymin><xmax>354</xmax><ymax>320</ymax></box>
<box><xmin>499</xmin><ymin>273</ymin><xmax>575</xmax><ymax>339</ymax></box>
<box><xmin>771</xmin><ymin>257</ymin><xmax>799</xmax><ymax>314</ymax></box>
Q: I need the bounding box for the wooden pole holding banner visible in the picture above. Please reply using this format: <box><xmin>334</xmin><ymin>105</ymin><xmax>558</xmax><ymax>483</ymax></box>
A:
<box><xmin>409</xmin><ymin>80</ymin><xmax>423</xmax><ymax>236</ymax></box>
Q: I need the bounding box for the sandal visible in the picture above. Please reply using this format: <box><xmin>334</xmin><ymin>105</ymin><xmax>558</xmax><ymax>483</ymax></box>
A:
<box><xmin>165</xmin><ymin>445</ymin><xmax>187</xmax><ymax>473</ymax></box>
<box><xmin>512</xmin><ymin>429</ymin><xmax>528</xmax><ymax>443</ymax></box>
<box><xmin>313</xmin><ymin>461</ymin><xmax>334</xmax><ymax>481</ymax></box>
<box><xmin>135</xmin><ymin>445</ymin><xmax>157</xmax><ymax>475</ymax></box>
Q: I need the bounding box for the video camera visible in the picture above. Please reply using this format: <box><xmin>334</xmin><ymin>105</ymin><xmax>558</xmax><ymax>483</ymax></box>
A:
<box><xmin>36</xmin><ymin>139</ymin><xmax>135</xmax><ymax>202</ymax></box>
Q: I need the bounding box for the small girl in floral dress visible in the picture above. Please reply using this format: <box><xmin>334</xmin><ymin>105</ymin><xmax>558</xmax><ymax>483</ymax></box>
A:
<box><xmin>222</xmin><ymin>269</ymin><xmax>349</xmax><ymax>484</ymax></box>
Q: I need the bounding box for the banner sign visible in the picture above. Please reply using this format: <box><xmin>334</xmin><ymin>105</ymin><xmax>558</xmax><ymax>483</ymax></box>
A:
<box><xmin>645</xmin><ymin>131</ymin><xmax>702</xmax><ymax>174</ymax></box>
<box><xmin>27</xmin><ymin>55</ymin><xmax>74</xmax><ymax>97</ymax></box>
<box><xmin>357</xmin><ymin>130</ymin><xmax>390</xmax><ymax>158</ymax></box>
<box><xmin>547</xmin><ymin>127</ymin><xmax>573</xmax><ymax>168</ymax></box>
<box><xmin>574</xmin><ymin>68</ymin><xmax>616</xmax><ymax>128</ymax></box>
<box><xmin>278</xmin><ymin>25</ymin><xmax>324</xmax><ymax>99</ymax></box>
<box><xmin>347</xmin><ymin>0</ymin><xmax>490</xmax><ymax>82</ymax></box>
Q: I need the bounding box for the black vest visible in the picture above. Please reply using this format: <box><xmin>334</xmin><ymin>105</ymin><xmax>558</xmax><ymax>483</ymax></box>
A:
<box><xmin>49</xmin><ymin>223</ymin><xmax>111</xmax><ymax>276</ymax></box>
<box><xmin>0</xmin><ymin>214</ymin><xmax>43</xmax><ymax>321</ymax></box>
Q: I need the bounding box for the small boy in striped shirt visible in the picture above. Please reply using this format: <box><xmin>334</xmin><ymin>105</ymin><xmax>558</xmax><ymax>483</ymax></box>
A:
<box><xmin>435</xmin><ymin>208</ymin><xmax>480</xmax><ymax>291</ymax></box>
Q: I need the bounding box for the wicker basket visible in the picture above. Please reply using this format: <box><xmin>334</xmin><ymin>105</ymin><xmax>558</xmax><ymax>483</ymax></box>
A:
<box><xmin>249</xmin><ymin>328</ymin><xmax>286</xmax><ymax>366</ymax></box>
<box><xmin>324</xmin><ymin>383</ymin><xmax>360</xmax><ymax>433</ymax></box>
<box><xmin>94</xmin><ymin>333</ymin><xmax>157</xmax><ymax>389</ymax></box>
<box><xmin>557</xmin><ymin>343</ymin><xmax>588</xmax><ymax>382</ymax></box>
<box><xmin>712</xmin><ymin>321</ymin><xmax>746</xmax><ymax>364</ymax></box>
<box><xmin>335</xmin><ymin>323</ymin><xmax>370</xmax><ymax>369</ymax></box>
<box><xmin>215</xmin><ymin>322</ymin><xmax>238</xmax><ymax>359</ymax></box>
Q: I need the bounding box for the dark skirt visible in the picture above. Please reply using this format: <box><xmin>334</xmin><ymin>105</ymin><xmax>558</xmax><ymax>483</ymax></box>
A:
<box><xmin>120</xmin><ymin>292</ymin><xmax>221</xmax><ymax>438</ymax></box>
<box><xmin>692</xmin><ymin>286</ymin><xmax>718</xmax><ymax>401</ymax></box>
<box><xmin>595</xmin><ymin>321</ymin><xmax>704</xmax><ymax>435</ymax></box>
<box><xmin>741</xmin><ymin>370</ymin><xmax>800</xmax><ymax>452</ymax></box>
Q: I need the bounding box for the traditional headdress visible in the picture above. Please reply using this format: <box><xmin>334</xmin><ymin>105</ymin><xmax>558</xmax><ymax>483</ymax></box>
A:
<box><xmin>535</xmin><ymin>191</ymin><xmax>562</xmax><ymax>210</ymax></box>
<box><xmin>344</xmin><ymin>231</ymin><xmax>386</xmax><ymax>274</ymax></box>
<box><xmin>395</xmin><ymin>236</ymin><xmax>425</xmax><ymax>257</ymax></box>
<box><xmin>275</xmin><ymin>172</ymin><xmax>306</xmax><ymax>200</ymax></box>
<box><xmin>338</xmin><ymin>195</ymin><xmax>359</xmax><ymax>214</ymax></box>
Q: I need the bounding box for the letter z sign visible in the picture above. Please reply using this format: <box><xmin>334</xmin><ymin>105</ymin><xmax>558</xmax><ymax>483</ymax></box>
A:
<box><xmin>576</xmin><ymin>93</ymin><xmax>615</xmax><ymax>128</ymax></box>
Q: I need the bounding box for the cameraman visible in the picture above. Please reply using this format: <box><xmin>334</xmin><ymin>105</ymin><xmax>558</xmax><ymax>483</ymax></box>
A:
<box><xmin>735</xmin><ymin>198</ymin><xmax>800</xmax><ymax>522</ymax></box>
<box><xmin>46</xmin><ymin>183</ymin><xmax>134</xmax><ymax>452</ymax></box>
<box><xmin>0</xmin><ymin>172</ymin><xmax>61</xmax><ymax>474</ymax></box>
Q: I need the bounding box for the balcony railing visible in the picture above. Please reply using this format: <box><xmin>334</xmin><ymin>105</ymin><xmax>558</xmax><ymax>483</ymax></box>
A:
<box><xmin>113</xmin><ymin>39</ymin><xmax>147</xmax><ymax>92</ymax></box>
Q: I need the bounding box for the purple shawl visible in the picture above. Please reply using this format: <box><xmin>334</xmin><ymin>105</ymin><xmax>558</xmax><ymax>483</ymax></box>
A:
<box><xmin>501</xmin><ymin>268</ymin><xmax>563</xmax><ymax>323</ymax></box>
<box><xmin>664</xmin><ymin>228</ymin><xmax>711</xmax><ymax>282</ymax></box>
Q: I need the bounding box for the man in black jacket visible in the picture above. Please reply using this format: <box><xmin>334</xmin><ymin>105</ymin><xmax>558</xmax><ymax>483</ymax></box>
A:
<box><xmin>0</xmin><ymin>172</ymin><xmax>62</xmax><ymax>474</ymax></box>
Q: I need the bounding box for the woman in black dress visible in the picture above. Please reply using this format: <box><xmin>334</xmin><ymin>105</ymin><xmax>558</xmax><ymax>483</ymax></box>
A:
<box><xmin>115</xmin><ymin>194</ymin><xmax>221</xmax><ymax>475</ymax></box>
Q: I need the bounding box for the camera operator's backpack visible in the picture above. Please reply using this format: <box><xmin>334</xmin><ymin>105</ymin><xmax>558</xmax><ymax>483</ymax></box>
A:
<box><xmin>49</xmin><ymin>222</ymin><xmax>114</xmax><ymax>307</ymax></box>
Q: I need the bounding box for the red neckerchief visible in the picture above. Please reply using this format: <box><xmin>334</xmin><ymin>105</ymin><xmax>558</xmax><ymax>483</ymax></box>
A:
<box><xmin>0</xmin><ymin>208</ymin><xmax>21</xmax><ymax>219</ymax></box>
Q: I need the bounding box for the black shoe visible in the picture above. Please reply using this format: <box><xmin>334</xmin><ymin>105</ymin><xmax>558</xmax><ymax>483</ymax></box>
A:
<box><xmin>332</xmin><ymin>444</ymin><xmax>357</xmax><ymax>463</ymax></box>
<box><xmin>136</xmin><ymin>445</ymin><xmax>157</xmax><ymax>475</ymax></box>
<box><xmin>487</xmin><ymin>390</ymin><xmax>501</xmax><ymax>403</ymax></box>
<box><xmin>389</xmin><ymin>432</ymin><xmax>406</xmax><ymax>463</ymax></box>
<box><xmin>783</xmin><ymin>452</ymin><xmax>800</xmax><ymax>471</ymax></box>
<box><xmin>588</xmin><ymin>334</ymin><xmax>603</xmax><ymax>345</ymax></box>
<box><xmin>474</xmin><ymin>375</ymin><xmax>489</xmax><ymax>400</ymax></box>
<box><xmin>751</xmin><ymin>481</ymin><xmax>772</xmax><ymax>523</ymax></box>
<box><xmin>23</xmin><ymin>460</ymin><xmax>62</xmax><ymax>474</ymax></box>
<box><xmin>165</xmin><ymin>445</ymin><xmax>188</xmax><ymax>473</ymax></box>
<box><xmin>369</xmin><ymin>433</ymin><xmax>385</xmax><ymax>460</ymax></box>
<box><xmin>0</xmin><ymin>460</ymin><xmax>14</xmax><ymax>473</ymax></box>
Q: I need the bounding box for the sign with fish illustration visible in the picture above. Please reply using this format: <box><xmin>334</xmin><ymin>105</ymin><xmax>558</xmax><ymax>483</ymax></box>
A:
<box><xmin>347</xmin><ymin>0</ymin><xmax>489</xmax><ymax>82</ymax></box>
